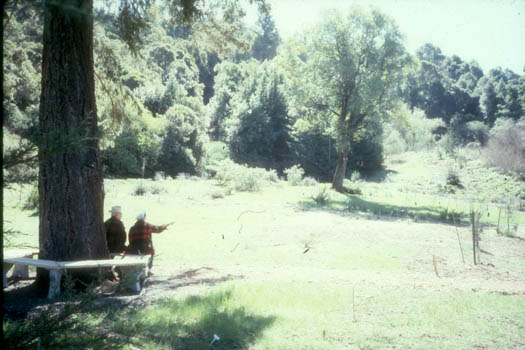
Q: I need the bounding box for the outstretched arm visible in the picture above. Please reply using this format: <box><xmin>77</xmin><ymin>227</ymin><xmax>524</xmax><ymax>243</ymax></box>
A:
<box><xmin>151</xmin><ymin>222</ymin><xmax>174</xmax><ymax>233</ymax></box>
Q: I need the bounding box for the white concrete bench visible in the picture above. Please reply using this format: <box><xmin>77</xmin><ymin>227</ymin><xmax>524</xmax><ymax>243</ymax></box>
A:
<box><xmin>3</xmin><ymin>249</ymin><xmax>39</xmax><ymax>287</ymax></box>
<box><xmin>3</xmin><ymin>255</ymin><xmax>150</xmax><ymax>298</ymax></box>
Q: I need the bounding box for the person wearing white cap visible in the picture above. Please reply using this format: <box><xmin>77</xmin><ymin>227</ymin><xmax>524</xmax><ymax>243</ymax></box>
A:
<box><xmin>127</xmin><ymin>210</ymin><xmax>171</xmax><ymax>274</ymax></box>
<box><xmin>104</xmin><ymin>205</ymin><xmax>127</xmax><ymax>254</ymax></box>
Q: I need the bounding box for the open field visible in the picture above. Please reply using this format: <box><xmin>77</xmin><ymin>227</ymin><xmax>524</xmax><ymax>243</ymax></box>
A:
<box><xmin>4</xmin><ymin>151</ymin><xmax>525</xmax><ymax>349</ymax></box>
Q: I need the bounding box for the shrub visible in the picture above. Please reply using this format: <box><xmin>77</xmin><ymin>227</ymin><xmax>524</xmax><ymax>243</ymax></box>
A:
<box><xmin>446</xmin><ymin>168</ymin><xmax>463</xmax><ymax>188</ymax></box>
<box><xmin>344</xmin><ymin>185</ymin><xmax>362</xmax><ymax>195</ymax></box>
<box><xmin>203</xmin><ymin>141</ymin><xmax>230</xmax><ymax>175</ymax></box>
<box><xmin>383</xmin><ymin>128</ymin><xmax>406</xmax><ymax>156</ymax></box>
<box><xmin>265</xmin><ymin>169</ymin><xmax>280</xmax><ymax>183</ymax></box>
<box><xmin>234</xmin><ymin>168</ymin><xmax>266</xmax><ymax>192</ymax></box>
<box><xmin>210</xmin><ymin>159</ymin><xmax>272</xmax><ymax>192</ymax></box>
<box><xmin>350</xmin><ymin>171</ymin><xmax>361</xmax><ymax>182</ymax></box>
<box><xmin>342</xmin><ymin>180</ymin><xmax>363</xmax><ymax>195</ymax></box>
<box><xmin>150</xmin><ymin>184</ymin><xmax>166</xmax><ymax>195</ymax></box>
<box><xmin>484</xmin><ymin>118</ymin><xmax>525</xmax><ymax>176</ymax></box>
<box><xmin>448</xmin><ymin>117</ymin><xmax>490</xmax><ymax>147</ymax></box>
<box><xmin>312</xmin><ymin>186</ymin><xmax>331</xmax><ymax>206</ymax></box>
<box><xmin>210</xmin><ymin>159</ymin><xmax>237</xmax><ymax>186</ymax></box>
<box><xmin>301</xmin><ymin>176</ymin><xmax>318</xmax><ymax>186</ymax></box>
<box><xmin>439</xmin><ymin>208</ymin><xmax>463</xmax><ymax>223</ymax></box>
<box><xmin>133</xmin><ymin>182</ymin><xmax>147</xmax><ymax>196</ymax></box>
<box><xmin>153</xmin><ymin>171</ymin><xmax>166</xmax><ymax>181</ymax></box>
<box><xmin>284</xmin><ymin>165</ymin><xmax>304</xmax><ymax>186</ymax></box>
<box><xmin>176</xmin><ymin>173</ymin><xmax>190</xmax><ymax>180</ymax></box>
<box><xmin>464</xmin><ymin>121</ymin><xmax>489</xmax><ymax>146</ymax></box>
<box><xmin>438</xmin><ymin>132</ymin><xmax>457</xmax><ymax>157</ymax></box>
<box><xmin>211</xmin><ymin>191</ymin><xmax>225</xmax><ymax>199</ymax></box>
<box><xmin>23</xmin><ymin>181</ymin><xmax>39</xmax><ymax>212</ymax></box>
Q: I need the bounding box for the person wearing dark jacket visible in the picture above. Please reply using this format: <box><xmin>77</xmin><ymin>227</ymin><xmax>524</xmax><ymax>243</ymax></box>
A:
<box><xmin>105</xmin><ymin>206</ymin><xmax>126</xmax><ymax>254</ymax></box>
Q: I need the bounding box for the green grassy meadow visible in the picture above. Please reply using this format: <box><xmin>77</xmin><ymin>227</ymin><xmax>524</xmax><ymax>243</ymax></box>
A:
<box><xmin>4</xmin><ymin>151</ymin><xmax>525</xmax><ymax>349</ymax></box>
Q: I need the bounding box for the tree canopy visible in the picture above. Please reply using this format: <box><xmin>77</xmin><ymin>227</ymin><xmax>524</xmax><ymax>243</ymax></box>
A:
<box><xmin>293</xmin><ymin>8</ymin><xmax>411</xmax><ymax>191</ymax></box>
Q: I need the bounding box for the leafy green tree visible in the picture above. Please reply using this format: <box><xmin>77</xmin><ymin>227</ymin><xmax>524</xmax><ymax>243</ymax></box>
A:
<box><xmin>477</xmin><ymin>78</ymin><xmax>499</xmax><ymax>125</ymax></box>
<box><xmin>475</xmin><ymin>68</ymin><xmax>523</xmax><ymax>125</ymax></box>
<box><xmin>101</xmin><ymin>129</ymin><xmax>161</xmax><ymax>177</ymax></box>
<box><xmin>405</xmin><ymin>43</ymin><xmax>485</xmax><ymax>128</ymax></box>
<box><xmin>207</xmin><ymin>60</ymin><xmax>253</xmax><ymax>141</ymax></box>
<box><xmin>416</xmin><ymin>43</ymin><xmax>445</xmax><ymax>66</ymax></box>
<box><xmin>159</xmin><ymin>96</ymin><xmax>208</xmax><ymax>175</ymax></box>
<box><xmin>302</xmin><ymin>8</ymin><xmax>410</xmax><ymax>191</ymax></box>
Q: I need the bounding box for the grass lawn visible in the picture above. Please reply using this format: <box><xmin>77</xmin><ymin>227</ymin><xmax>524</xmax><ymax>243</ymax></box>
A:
<box><xmin>4</xmin><ymin>151</ymin><xmax>525</xmax><ymax>349</ymax></box>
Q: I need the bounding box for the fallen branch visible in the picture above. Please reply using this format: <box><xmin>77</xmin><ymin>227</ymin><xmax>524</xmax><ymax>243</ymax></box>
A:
<box><xmin>230</xmin><ymin>242</ymin><xmax>240</xmax><ymax>253</ymax></box>
<box><xmin>237</xmin><ymin>210</ymin><xmax>266</xmax><ymax>221</ymax></box>
<box><xmin>237</xmin><ymin>210</ymin><xmax>265</xmax><ymax>234</ymax></box>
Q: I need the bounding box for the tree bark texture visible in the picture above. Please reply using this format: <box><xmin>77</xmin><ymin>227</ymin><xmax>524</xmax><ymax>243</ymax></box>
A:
<box><xmin>331</xmin><ymin>150</ymin><xmax>348</xmax><ymax>192</ymax></box>
<box><xmin>1</xmin><ymin>1</ymin><xmax>6</xmax><ymax>343</ymax></box>
<box><xmin>38</xmin><ymin>0</ymin><xmax>107</xmax><ymax>269</ymax></box>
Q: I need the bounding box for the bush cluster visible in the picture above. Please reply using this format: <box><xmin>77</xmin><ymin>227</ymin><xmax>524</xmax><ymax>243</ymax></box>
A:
<box><xmin>210</xmin><ymin>159</ymin><xmax>275</xmax><ymax>192</ymax></box>
<box><xmin>446</xmin><ymin>169</ymin><xmax>463</xmax><ymax>188</ymax></box>
<box><xmin>484</xmin><ymin>118</ymin><xmax>525</xmax><ymax>177</ymax></box>
<box><xmin>343</xmin><ymin>179</ymin><xmax>363</xmax><ymax>195</ymax></box>
<box><xmin>284</xmin><ymin>165</ymin><xmax>304</xmax><ymax>186</ymax></box>
<box><xmin>132</xmin><ymin>182</ymin><xmax>167</xmax><ymax>196</ymax></box>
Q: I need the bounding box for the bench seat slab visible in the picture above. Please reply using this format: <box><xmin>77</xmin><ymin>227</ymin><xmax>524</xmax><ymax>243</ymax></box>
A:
<box><xmin>3</xmin><ymin>256</ymin><xmax>149</xmax><ymax>297</ymax></box>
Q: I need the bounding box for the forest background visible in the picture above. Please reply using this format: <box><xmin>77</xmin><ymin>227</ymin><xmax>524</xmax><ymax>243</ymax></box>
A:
<box><xmin>4</xmin><ymin>1</ymin><xmax>525</xmax><ymax>191</ymax></box>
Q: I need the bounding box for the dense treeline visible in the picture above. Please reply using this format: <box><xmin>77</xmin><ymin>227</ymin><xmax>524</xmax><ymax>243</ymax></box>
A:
<box><xmin>404</xmin><ymin>43</ymin><xmax>524</xmax><ymax>146</ymax></box>
<box><xmin>4</xmin><ymin>5</ymin><xmax>525</xmax><ymax>184</ymax></box>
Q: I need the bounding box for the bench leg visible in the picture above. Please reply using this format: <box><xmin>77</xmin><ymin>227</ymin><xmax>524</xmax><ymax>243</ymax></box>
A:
<box><xmin>120</xmin><ymin>266</ymin><xmax>146</xmax><ymax>293</ymax></box>
<box><xmin>48</xmin><ymin>270</ymin><xmax>63</xmax><ymax>298</ymax></box>
<box><xmin>3</xmin><ymin>263</ymin><xmax>14</xmax><ymax>288</ymax></box>
<box><xmin>12</xmin><ymin>264</ymin><xmax>30</xmax><ymax>279</ymax></box>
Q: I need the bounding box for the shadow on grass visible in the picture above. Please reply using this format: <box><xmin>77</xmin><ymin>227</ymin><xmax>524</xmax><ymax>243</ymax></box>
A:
<box><xmin>147</xmin><ymin>266</ymin><xmax>244</xmax><ymax>291</ymax></box>
<box><xmin>299</xmin><ymin>193</ymin><xmax>468</xmax><ymax>225</ymax></box>
<box><xmin>364</xmin><ymin>168</ymin><xmax>398</xmax><ymax>183</ymax></box>
<box><xmin>5</xmin><ymin>272</ymin><xmax>272</xmax><ymax>350</ymax></box>
<box><xmin>109</xmin><ymin>289</ymin><xmax>276</xmax><ymax>349</ymax></box>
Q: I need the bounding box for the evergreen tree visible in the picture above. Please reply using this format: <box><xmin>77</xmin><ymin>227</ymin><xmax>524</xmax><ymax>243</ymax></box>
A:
<box><xmin>3</xmin><ymin>0</ymin><xmax>266</xmax><ymax>292</ymax></box>
<box><xmin>251</xmin><ymin>10</ymin><xmax>281</xmax><ymax>61</ymax></box>
<box><xmin>229</xmin><ymin>67</ymin><xmax>292</xmax><ymax>170</ymax></box>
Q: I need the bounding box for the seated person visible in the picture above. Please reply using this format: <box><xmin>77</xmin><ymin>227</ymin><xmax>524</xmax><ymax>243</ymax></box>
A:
<box><xmin>127</xmin><ymin>211</ymin><xmax>169</xmax><ymax>274</ymax></box>
<box><xmin>105</xmin><ymin>206</ymin><xmax>126</xmax><ymax>254</ymax></box>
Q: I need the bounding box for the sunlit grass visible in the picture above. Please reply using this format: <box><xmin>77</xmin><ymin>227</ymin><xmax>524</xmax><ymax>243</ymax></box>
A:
<box><xmin>3</xmin><ymin>150</ymin><xmax>525</xmax><ymax>349</ymax></box>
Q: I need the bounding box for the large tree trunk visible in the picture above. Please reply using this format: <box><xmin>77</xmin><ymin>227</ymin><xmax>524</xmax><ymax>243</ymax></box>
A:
<box><xmin>331</xmin><ymin>150</ymin><xmax>349</xmax><ymax>192</ymax></box>
<box><xmin>1</xmin><ymin>0</ymin><xmax>6</xmax><ymax>343</ymax></box>
<box><xmin>37</xmin><ymin>0</ymin><xmax>108</xmax><ymax>287</ymax></box>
